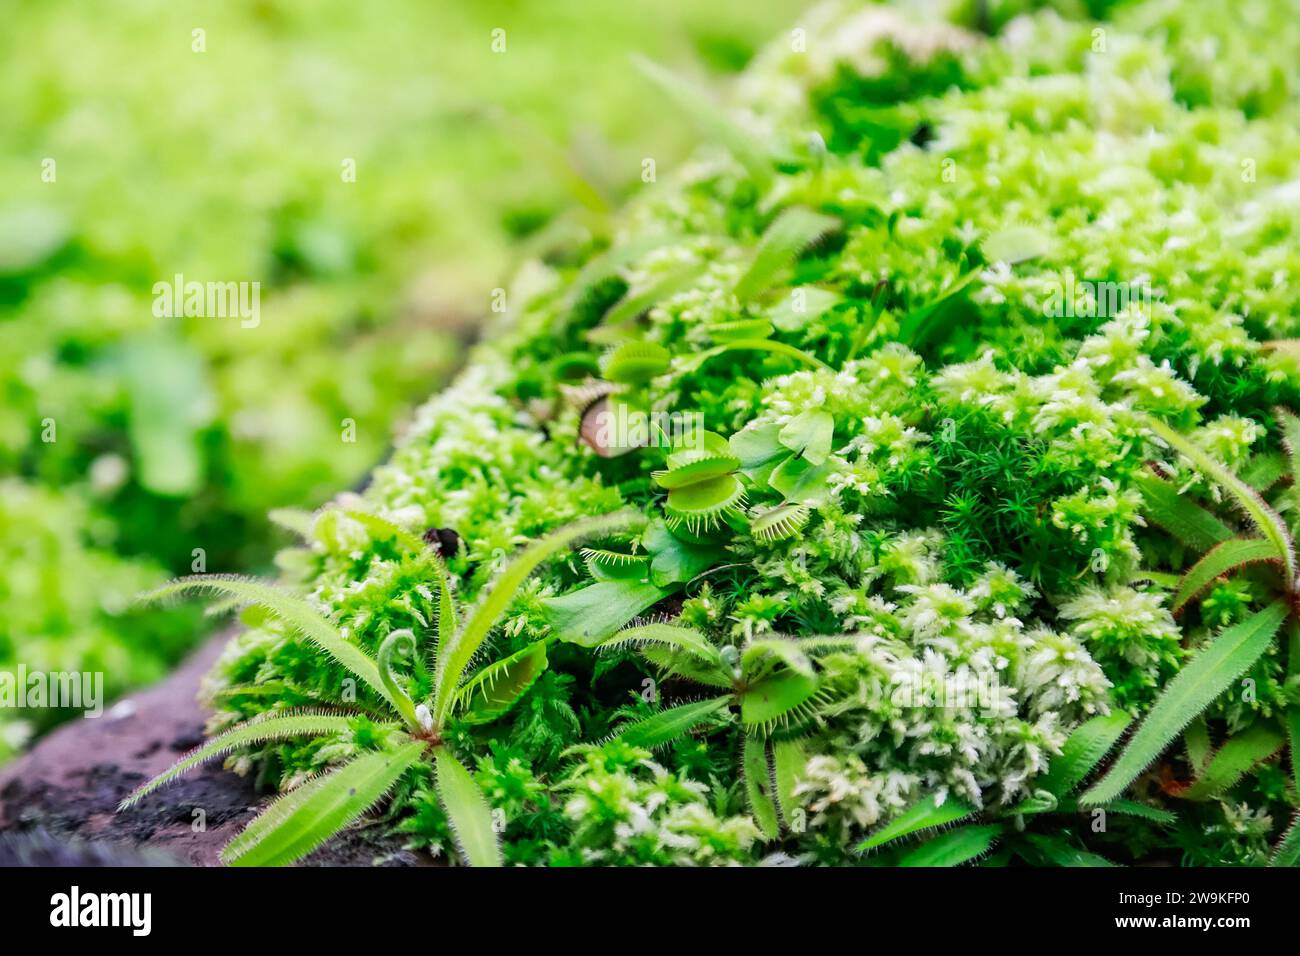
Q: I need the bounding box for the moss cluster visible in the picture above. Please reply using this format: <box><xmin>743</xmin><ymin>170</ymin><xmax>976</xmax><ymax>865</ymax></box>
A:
<box><xmin>203</xmin><ymin>0</ymin><xmax>1300</xmax><ymax>865</ymax></box>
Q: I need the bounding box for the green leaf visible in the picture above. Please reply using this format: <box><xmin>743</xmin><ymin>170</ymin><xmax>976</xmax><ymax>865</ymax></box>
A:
<box><xmin>565</xmin><ymin>233</ymin><xmax>674</xmax><ymax>310</ymax></box>
<box><xmin>455</xmin><ymin>641</ymin><xmax>549</xmax><ymax>725</ymax></box>
<box><xmin>119</xmin><ymin>712</ymin><xmax>358</xmax><ymax>810</ymax></box>
<box><xmin>771</xmin><ymin>739</ymin><xmax>807</xmax><ymax>826</ymax></box>
<box><xmin>770</xmin><ymin>286</ymin><xmax>841</xmax><ymax>333</ymax></box>
<box><xmin>268</xmin><ymin>507</ymin><xmax>316</xmax><ymax>538</ymax></box>
<box><xmin>1275</xmin><ymin>406</ymin><xmax>1300</xmax><ymax>484</ymax></box>
<box><xmin>120</xmin><ymin>333</ymin><xmax>213</xmax><ymax>497</ymax></box>
<box><xmin>1270</xmin><ymin>812</ymin><xmax>1300</xmax><ymax>867</ymax></box>
<box><xmin>741</xmin><ymin>637</ymin><xmax>814</xmax><ymax>680</ymax></box>
<box><xmin>601</xmin><ymin>340</ymin><xmax>671</xmax><ymax>385</ymax></box>
<box><xmin>1287</xmin><ymin>708</ymin><xmax>1300</xmax><ymax>794</ymax></box>
<box><xmin>778</xmin><ymin>409</ymin><xmax>834</xmax><ymax>465</ymax></box>
<box><xmin>1021</xmin><ymin>834</ymin><xmax>1115</xmax><ymax>867</ymax></box>
<box><xmin>600</xmin><ymin>261</ymin><xmax>706</xmax><ymax>329</ymax></box>
<box><xmin>542</xmin><ymin>578</ymin><xmax>672</xmax><ymax>647</ymax></box>
<box><xmin>652</xmin><ymin>455</ymin><xmax>741</xmax><ymax>490</ymax></box>
<box><xmin>1039</xmin><ymin>711</ymin><xmax>1132</xmax><ymax>799</ymax></box>
<box><xmin>615</xmin><ymin>695</ymin><xmax>732</xmax><ymax>749</ymax></box>
<box><xmin>223</xmin><ymin>741</ymin><xmax>424</xmax><ymax>867</ymax></box>
<box><xmin>982</xmin><ymin>225</ymin><xmax>1052</xmax><ymax>265</ymax></box>
<box><xmin>682</xmin><ymin>338</ymin><xmax>831</xmax><ymax>374</ymax></box>
<box><xmin>141</xmin><ymin>576</ymin><xmax>396</xmax><ymax>712</ymax></box>
<box><xmin>857</xmin><ymin>795</ymin><xmax>978</xmax><ymax>852</ymax></box>
<box><xmin>1083</xmin><ymin>601</ymin><xmax>1286</xmax><ymax>805</ymax></box>
<box><xmin>642</xmin><ymin>518</ymin><xmax>727</xmax><ymax>586</ymax></box>
<box><xmin>729</xmin><ymin>422</ymin><xmax>788</xmax><ymax>475</ymax></box>
<box><xmin>1099</xmin><ymin>799</ymin><xmax>1176</xmax><ymax>825</ymax></box>
<box><xmin>734</xmin><ymin>207</ymin><xmax>839</xmax><ymax>302</ymax></box>
<box><xmin>897</xmin><ymin>824</ymin><xmax>1000</xmax><ymax>867</ymax></box>
<box><xmin>632</xmin><ymin>55</ymin><xmax>774</xmax><ymax>189</ymax></box>
<box><xmin>1185</xmin><ymin>716</ymin><xmax>1213</xmax><ymax>774</ymax></box>
<box><xmin>599</xmin><ymin>622</ymin><xmax>722</xmax><ymax>667</ymax></box>
<box><xmin>1147</xmin><ymin>416</ymin><xmax>1296</xmax><ymax>586</ymax></box>
<box><xmin>749</xmin><ymin>502</ymin><xmax>811</xmax><ymax>543</ymax></box>
<box><xmin>1171</xmin><ymin>538</ymin><xmax>1281</xmax><ymax>614</ymax></box>
<box><xmin>1134</xmin><ymin>470</ymin><xmax>1233</xmax><ymax>552</ymax></box>
<box><xmin>665</xmin><ymin>474</ymin><xmax>746</xmax><ymax>532</ymax></box>
<box><xmin>895</xmin><ymin>270</ymin><xmax>979</xmax><ymax>350</ymax></box>
<box><xmin>436</xmin><ymin>510</ymin><xmax>648</xmax><ymax>721</ymax></box>
<box><xmin>1240</xmin><ymin>451</ymin><xmax>1288</xmax><ymax>492</ymax></box>
<box><xmin>768</xmin><ymin>454</ymin><xmax>834</xmax><ymax>505</ymax></box>
<box><xmin>434</xmin><ymin>748</ymin><xmax>502</xmax><ymax>867</ymax></box>
<box><xmin>743</xmin><ymin>735</ymin><xmax>780</xmax><ymax>840</ymax></box>
<box><xmin>739</xmin><ymin>670</ymin><xmax>821</xmax><ymax>733</ymax></box>
<box><xmin>1182</xmin><ymin>723</ymin><xmax>1285</xmax><ymax>800</ymax></box>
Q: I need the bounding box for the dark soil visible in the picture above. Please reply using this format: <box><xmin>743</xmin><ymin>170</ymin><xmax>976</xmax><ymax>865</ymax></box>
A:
<box><xmin>0</xmin><ymin>634</ymin><xmax>428</xmax><ymax>867</ymax></box>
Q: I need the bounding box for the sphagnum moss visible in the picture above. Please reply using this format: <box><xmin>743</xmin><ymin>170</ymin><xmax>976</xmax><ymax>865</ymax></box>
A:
<box><xmin>128</xmin><ymin>0</ymin><xmax>1300</xmax><ymax>865</ymax></box>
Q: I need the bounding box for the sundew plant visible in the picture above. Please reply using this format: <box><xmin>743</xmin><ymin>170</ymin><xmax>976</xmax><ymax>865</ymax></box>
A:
<box><xmin>129</xmin><ymin>0</ymin><xmax>1300</xmax><ymax>865</ymax></box>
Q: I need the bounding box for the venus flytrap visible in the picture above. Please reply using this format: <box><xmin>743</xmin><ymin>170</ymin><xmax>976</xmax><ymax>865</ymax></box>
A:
<box><xmin>1082</xmin><ymin>412</ymin><xmax>1300</xmax><ymax>859</ymax></box>
<box><xmin>120</xmin><ymin>510</ymin><xmax>646</xmax><ymax>866</ymax></box>
<box><xmin>597</xmin><ymin>622</ymin><xmax>848</xmax><ymax>839</ymax></box>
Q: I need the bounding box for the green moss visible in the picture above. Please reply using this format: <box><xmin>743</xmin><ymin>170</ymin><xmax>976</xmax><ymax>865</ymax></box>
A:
<box><xmin>198</xmin><ymin>0</ymin><xmax>1300</xmax><ymax>864</ymax></box>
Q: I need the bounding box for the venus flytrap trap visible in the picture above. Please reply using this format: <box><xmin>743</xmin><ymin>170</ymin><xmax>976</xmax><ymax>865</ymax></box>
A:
<box><xmin>120</xmin><ymin>510</ymin><xmax>646</xmax><ymax>866</ymax></box>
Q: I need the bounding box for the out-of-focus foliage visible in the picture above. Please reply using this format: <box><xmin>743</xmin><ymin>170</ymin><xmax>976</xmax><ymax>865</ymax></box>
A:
<box><xmin>0</xmin><ymin>0</ymin><xmax>804</xmax><ymax>756</ymax></box>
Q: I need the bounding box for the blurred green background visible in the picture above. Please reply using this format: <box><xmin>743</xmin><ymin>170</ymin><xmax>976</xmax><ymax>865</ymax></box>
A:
<box><xmin>0</xmin><ymin>0</ymin><xmax>804</xmax><ymax>757</ymax></box>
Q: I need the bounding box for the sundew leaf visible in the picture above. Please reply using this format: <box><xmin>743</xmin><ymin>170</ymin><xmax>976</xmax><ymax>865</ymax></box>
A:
<box><xmin>436</xmin><ymin>510</ymin><xmax>648</xmax><ymax>721</ymax></box>
<box><xmin>455</xmin><ymin>641</ymin><xmax>549</xmax><ymax>725</ymax></box>
<box><xmin>1171</xmin><ymin>537</ymin><xmax>1281</xmax><ymax>614</ymax></box>
<box><xmin>1181</xmin><ymin>723</ymin><xmax>1285</xmax><ymax>801</ymax></box>
<box><xmin>896</xmin><ymin>824</ymin><xmax>1000</xmax><ymax>867</ymax></box>
<box><xmin>615</xmin><ymin>695</ymin><xmax>732</xmax><ymax>749</ymax></box>
<box><xmin>1134</xmin><ymin>470</ymin><xmax>1233</xmax><ymax>553</ymax></box>
<box><xmin>1082</xmin><ymin>601</ymin><xmax>1286</xmax><ymax>806</ymax></box>
<box><xmin>1147</xmin><ymin>417</ymin><xmax>1296</xmax><ymax>586</ymax></box>
<box><xmin>119</xmin><ymin>712</ymin><xmax>359</xmax><ymax>810</ymax></box>
<box><xmin>734</xmin><ymin>207</ymin><xmax>839</xmax><ymax>303</ymax></box>
<box><xmin>542</xmin><ymin>578</ymin><xmax>671</xmax><ymax>648</ymax></box>
<box><xmin>632</xmin><ymin>55</ymin><xmax>774</xmax><ymax>189</ymax></box>
<box><xmin>222</xmin><ymin>741</ymin><xmax>424</xmax><ymax>867</ymax></box>
<box><xmin>1038</xmin><ymin>711</ymin><xmax>1132</xmax><ymax>799</ymax></box>
<box><xmin>857</xmin><ymin>795</ymin><xmax>978</xmax><ymax>852</ymax></box>
<box><xmin>434</xmin><ymin>748</ymin><xmax>502</xmax><ymax>867</ymax></box>
<box><xmin>141</xmin><ymin>576</ymin><xmax>396</xmax><ymax>712</ymax></box>
<box><xmin>743</xmin><ymin>735</ymin><xmax>780</xmax><ymax>840</ymax></box>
